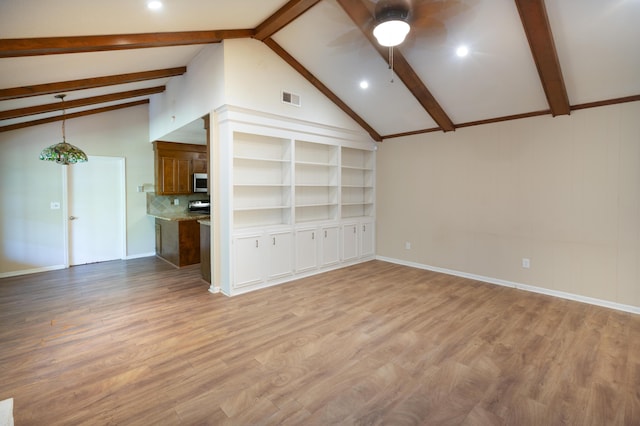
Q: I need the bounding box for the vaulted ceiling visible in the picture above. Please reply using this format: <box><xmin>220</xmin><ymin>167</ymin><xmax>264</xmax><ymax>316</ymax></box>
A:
<box><xmin>1</xmin><ymin>0</ymin><xmax>639</xmax><ymax>142</ymax></box>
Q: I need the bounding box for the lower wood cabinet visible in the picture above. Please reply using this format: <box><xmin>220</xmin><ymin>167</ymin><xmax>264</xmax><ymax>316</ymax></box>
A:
<box><xmin>155</xmin><ymin>218</ymin><xmax>200</xmax><ymax>267</ymax></box>
<box><xmin>200</xmin><ymin>222</ymin><xmax>211</xmax><ymax>283</ymax></box>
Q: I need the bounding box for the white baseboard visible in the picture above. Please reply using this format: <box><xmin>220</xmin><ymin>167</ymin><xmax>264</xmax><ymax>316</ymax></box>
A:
<box><xmin>376</xmin><ymin>256</ymin><xmax>640</xmax><ymax>315</ymax></box>
<box><xmin>0</xmin><ymin>264</ymin><xmax>66</xmax><ymax>279</ymax></box>
<box><xmin>124</xmin><ymin>252</ymin><xmax>156</xmax><ymax>260</ymax></box>
<box><xmin>1</xmin><ymin>254</ymin><xmax>156</xmax><ymax>279</ymax></box>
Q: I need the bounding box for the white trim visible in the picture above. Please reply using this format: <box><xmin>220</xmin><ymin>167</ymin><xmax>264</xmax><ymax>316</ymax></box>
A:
<box><xmin>124</xmin><ymin>252</ymin><xmax>156</xmax><ymax>260</ymax></box>
<box><xmin>376</xmin><ymin>255</ymin><xmax>640</xmax><ymax>315</ymax></box>
<box><xmin>62</xmin><ymin>166</ymin><xmax>70</xmax><ymax>268</ymax></box>
<box><xmin>119</xmin><ymin>157</ymin><xmax>127</xmax><ymax>260</ymax></box>
<box><xmin>0</xmin><ymin>264</ymin><xmax>66</xmax><ymax>279</ymax></box>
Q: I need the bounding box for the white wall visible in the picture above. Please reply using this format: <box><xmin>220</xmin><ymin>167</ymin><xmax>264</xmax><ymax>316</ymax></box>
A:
<box><xmin>0</xmin><ymin>104</ymin><xmax>155</xmax><ymax>276</ymax></box>
<box><xmin>222</xmin><ymin>38</ymin><xmax>362</xmax><ymax>132</ymax></box>
<box><xmin>149</xmin><ymin>44</ymin><xmax>225</xmax><ymax>142</ymax></box>
<box><xmin>376</xmin><ymin>102</ymin><xmax>640</xmax><ymax>311</ymax></box>
<box><xmin>149</xmin><ymin>39</ymin><xmax>364</xmax><ymax>142</ymax></box>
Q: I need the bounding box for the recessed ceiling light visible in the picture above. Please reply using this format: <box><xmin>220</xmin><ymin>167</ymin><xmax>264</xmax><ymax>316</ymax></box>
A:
<box><xmin>456</xmin><ymin>45</ymin><xmax>469</xmax><ymax>57</ymax></box>
<box><xmin>147</xmin><ymin>1</ymin><xmax>163</xmax><ymax>10</ymax></box>
<box><xmin>359</xmin><ymin>80</ymin><xmax>369</xmax><ymax>89</ymax></box>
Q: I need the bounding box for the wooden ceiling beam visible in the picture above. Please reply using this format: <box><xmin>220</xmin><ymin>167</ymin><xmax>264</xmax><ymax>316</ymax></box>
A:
<box><xmin>515</xmin><ymin>0</ymin><xmax>570</xmax><ymax>116</ymax></box>
<box><xmin>0</xmin><ymin>30</ymin><xmax>253</xmax><ymax>58</ymax></box>
<box><xmin>0</xmin><ymin>67</ymin><xmax>185</xmax><ymax>101</ymax></box>
<box><xmin>335</xmin><ymin>0</ymin><xmax>455</xmax><ymax>132</ymax></box>
<box><xmin>0</xmin><ymin>86</ymin><xmax>165</xmax><ymax>121</ymax></box>
<box><xmin>0</xmin><ymin>100</ymin><xmax>149</xmax><ymax>133</ymax></box>
<box><xmin>254</xmin><ymin>0</ymin><xmax>323</xmax><ymax>41</ymax></box>
<box><xmin>263</xmin><ymin>38</ymin><xmax>381</xmax><ymax>142</ymax></box>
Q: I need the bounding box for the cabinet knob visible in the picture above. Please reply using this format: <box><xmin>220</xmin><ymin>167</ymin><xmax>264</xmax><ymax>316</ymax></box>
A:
<box><xmin>273</xmin><ymin>237</ymin><xmax>276</xmax><ymax>245</ymax></box>
<box><xmin>312</xmin><ymin>232</ymin><xmax>315</xmax><ymax>240</ymax></box>
<box><xmin>324</xmin><ymin>230</ymin><xmax>327</xmax><ymax>238</ymax></box>
<box><xmin>256</xmin><ymin>239</ymin><xmax>259</xmax><ymax>248</ymax></box>
<box><xmin>362</xmin><ymin>224</ymin><xmax>366</xmax><ymax>232</ymax></box>
<box><xmin>353</xmin><ymin>226</ymin><xmax>356</xmax><ymax>233</ymax></box>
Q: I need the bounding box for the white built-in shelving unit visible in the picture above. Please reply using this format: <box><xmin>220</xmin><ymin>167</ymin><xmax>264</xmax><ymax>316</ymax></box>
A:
<box><xmin>213</xmin><ymin>107</ymin><xmax>376</xmax><ymax>296</ymax></box>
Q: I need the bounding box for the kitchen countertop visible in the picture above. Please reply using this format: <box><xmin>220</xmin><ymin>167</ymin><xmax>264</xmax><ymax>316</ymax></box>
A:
<box><xmin>148</xmin><ymin>212</ymin><xmax>210</xmax><ymax>222</ymax></box>
<box><xmin>198</xmin><ymin>219</ymin><xmax>211</xmax><ymax>226</ymax></box>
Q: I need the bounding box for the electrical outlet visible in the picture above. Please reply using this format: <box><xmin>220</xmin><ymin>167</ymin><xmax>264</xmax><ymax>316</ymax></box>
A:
<box><xmin>522</xmin><ymin>258</ymin><xmax>530</xmax><ymax>269</ymax></box>
<box><xmin>173</xmin><ymin>198</ymin><xmax>179</xmax><ymax>206</ymax></box>
<box><xmin>405</xmin><ymin>241</ymin><xmax>412</xmax><ymax>250</ymax></box>
<box><xmin>50</xmin><ymin>202</ymin><xmax>60</xmax><ymax>210</ymax></box>
<box><xmin>137</xmin><ymin>185</ymin><xmax>144</xmax><ymax>193</ymax></box>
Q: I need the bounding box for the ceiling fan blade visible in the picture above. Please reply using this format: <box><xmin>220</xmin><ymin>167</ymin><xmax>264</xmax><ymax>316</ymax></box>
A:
<box><xmin>402</xmin><ymin>18</ymin><xmax>448</xmax><ymax>48</ymax></box>
<box><xmin>327</xmin><ymin>28</ymin><xmax>368</xmax><ymax>49</ymax></box>
<box><xmin>411</xmin><ymin>0</ymin><xmax>472</xmax><ymax>28</ymax></box>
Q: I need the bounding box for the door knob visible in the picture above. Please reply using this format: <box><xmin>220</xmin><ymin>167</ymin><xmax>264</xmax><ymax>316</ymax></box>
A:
<box><xmin>69</xmin><ymin>216</ymin><xmax>78</xmax><ymax>220</ymax></box>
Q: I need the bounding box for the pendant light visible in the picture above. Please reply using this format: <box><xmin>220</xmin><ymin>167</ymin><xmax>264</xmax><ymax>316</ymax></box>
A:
<box><xmin>39</xmin><ymin>94</ymin><xmax>88</xmax><ymax>165</ymax></box>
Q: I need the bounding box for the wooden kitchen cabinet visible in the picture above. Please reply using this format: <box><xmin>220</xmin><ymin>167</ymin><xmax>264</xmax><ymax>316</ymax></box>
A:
<box><xmin>192</xmin><ymin>158</ymin><xmax>207</xmax><ymax>174</ymax></box>
<box><xmin>159</xmin><ymin>157</ymin><xmax>191</xmax><ymax>194</ymax></box>
<box><xmin>155</xmin><ymin>218</ymin><xmax>200</xmax><ymax>267</ymax></box>
<box><xmin>153</xmin><ymin>141</ymin><xmax>207</xmax><ymax>195</ymax></box>
<box><xmin>200</xmin><ymin>221</ymin><xmax>211</xmax><ymax>283</ymax></box>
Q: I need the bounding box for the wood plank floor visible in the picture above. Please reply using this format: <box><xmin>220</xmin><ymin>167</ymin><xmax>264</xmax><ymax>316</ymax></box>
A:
<box><xmin>1</xmin><ymin>258</ymin><xmax>639</xmax><ymax>425</ymax></box>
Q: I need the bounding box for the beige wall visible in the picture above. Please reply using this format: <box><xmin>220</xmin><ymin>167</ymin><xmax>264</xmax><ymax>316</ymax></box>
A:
<box><xmin>376</xmin><ymin>102</ymin><xmax>640</xmax><ymax>310</ymax></box>
<box><xmin>0</xmin><ymin>104</ymin><xmax>155</xmax><ymax>276</ymax></box>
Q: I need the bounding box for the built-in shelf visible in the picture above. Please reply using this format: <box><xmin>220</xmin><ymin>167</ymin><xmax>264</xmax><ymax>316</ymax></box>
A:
<box><xmin>341</xmin><ymin>147</ymin><xmax>374</xmax><ymax>219</ymax></box>
<box><xmin>294</xmin><ymin>141</ymin><xmax>339</xmax><ymax>224</ymax></box>
<box><xmin>233</xmin><ymin>132</ymin><xmax>291</xmax><ymax>229</ymax></box>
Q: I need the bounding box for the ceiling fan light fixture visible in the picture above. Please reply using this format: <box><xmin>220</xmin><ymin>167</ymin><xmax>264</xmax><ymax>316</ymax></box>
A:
<box><xmin>373</xmin><ymin>6</ymin><xmax>410</xmax><ymax>47</ymax></box>
<box><xmin>147</xmin><ymin>1</ymin><xmax>163</xmax><ymax>10</ymax></box>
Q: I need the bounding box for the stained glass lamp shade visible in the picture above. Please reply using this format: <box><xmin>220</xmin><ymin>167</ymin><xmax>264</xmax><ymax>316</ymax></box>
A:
<box><xmin>39</xmin><ymin>94</ymin><xmax>88</xmax><ymax>165</ymax></box>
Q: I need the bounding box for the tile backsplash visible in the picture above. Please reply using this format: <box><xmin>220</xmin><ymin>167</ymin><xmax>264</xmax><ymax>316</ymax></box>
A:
<box><xmin>147</xmin><ymin>193</ymin><xmax>209</xmax><ymax>215</ymax></box>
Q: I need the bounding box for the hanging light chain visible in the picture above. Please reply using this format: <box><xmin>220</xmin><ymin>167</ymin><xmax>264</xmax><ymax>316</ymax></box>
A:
<box><xmin>56</xmin><ymin>94</ymin><xmax>67</xmax><ymax>142</ymax></box>
<box><xmin>388</xmin><ymin>46</ymin><xmax>395</xmax><ymax>83</ymax></box>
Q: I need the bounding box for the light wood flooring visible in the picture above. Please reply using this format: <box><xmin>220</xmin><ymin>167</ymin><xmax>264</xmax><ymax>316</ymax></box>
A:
<box><xmin>1</xmin><ymin>258</ymin><xmax>639</xmax><ymax>425</ymax></box>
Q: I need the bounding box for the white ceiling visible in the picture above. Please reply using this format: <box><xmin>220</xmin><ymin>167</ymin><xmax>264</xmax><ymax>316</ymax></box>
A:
<box><xmin>1</xmin><ymin>0</ymin><xmax>639</xmax><ymax>141</ymax></box>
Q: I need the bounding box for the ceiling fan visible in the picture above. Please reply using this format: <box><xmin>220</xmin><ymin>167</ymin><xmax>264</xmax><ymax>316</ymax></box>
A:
<box><xmin>369</xmin><ymin>0</ymin><xmax>471</xmax><ymax>48</ymax></box>
<box><xmin>363</xmin><ymin>0</ymin><xmax>471</xmax><ymax>82</ymax></box>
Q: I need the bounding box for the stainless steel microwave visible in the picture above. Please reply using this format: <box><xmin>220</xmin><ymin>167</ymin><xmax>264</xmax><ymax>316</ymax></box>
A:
<box><xmin>193</xmin><ymin>173</ymin><xmax>208</xmax><ymax>193</ymax></box>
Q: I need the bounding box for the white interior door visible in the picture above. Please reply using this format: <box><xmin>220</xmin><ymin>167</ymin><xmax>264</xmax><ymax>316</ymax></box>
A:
<box><xmin>67</xmin><ymin>156</ymin><xmax>125</xmax><ymax>265</ymax></box>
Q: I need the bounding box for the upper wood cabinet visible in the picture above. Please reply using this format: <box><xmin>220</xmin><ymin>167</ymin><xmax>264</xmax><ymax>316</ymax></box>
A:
<box><xmin>153</xmin><ymin>141</ymin><xmax>207</xmax><ymax>195</ymax></box>
<box><xmin>192</xmin><ymin>158</ymin><xmax>207</xmax><ymax>174</ymax></box>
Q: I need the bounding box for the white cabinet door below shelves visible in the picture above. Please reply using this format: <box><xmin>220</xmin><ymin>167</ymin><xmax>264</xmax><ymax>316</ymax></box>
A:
<box><xmin>295</xmin><ymin>228</ymin><xmax>318</xmax><ymax>272</ymax></box>
<box><xmin>360</xmin><ymin>221</ymin><xmax>374</xmax><ymax>257</ymax></box>
<box><xmin>321</xmin><ymin>226</ymin><xmax>340</xmax><ymax>266</ymax></box>
<box><xmin>342</xmin><ymin>223</ymin><xmax>359</xmax><ymax>261</ymax></box>
<box><xmin>234</xmin><ymin>234</ymin><xmax>264</xmax><ymax>288</ymax></box>
<box><xmin>268</xmin><ymin>231</ymin><xmax>293</xmax><ymax>279</ymax></box>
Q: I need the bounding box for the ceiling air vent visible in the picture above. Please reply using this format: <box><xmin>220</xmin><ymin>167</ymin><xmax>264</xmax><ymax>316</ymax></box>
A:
<box><xmin>281</xmin><ymin>90</ymin><xmax>301</xmax><ymax>107</ymax></box>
